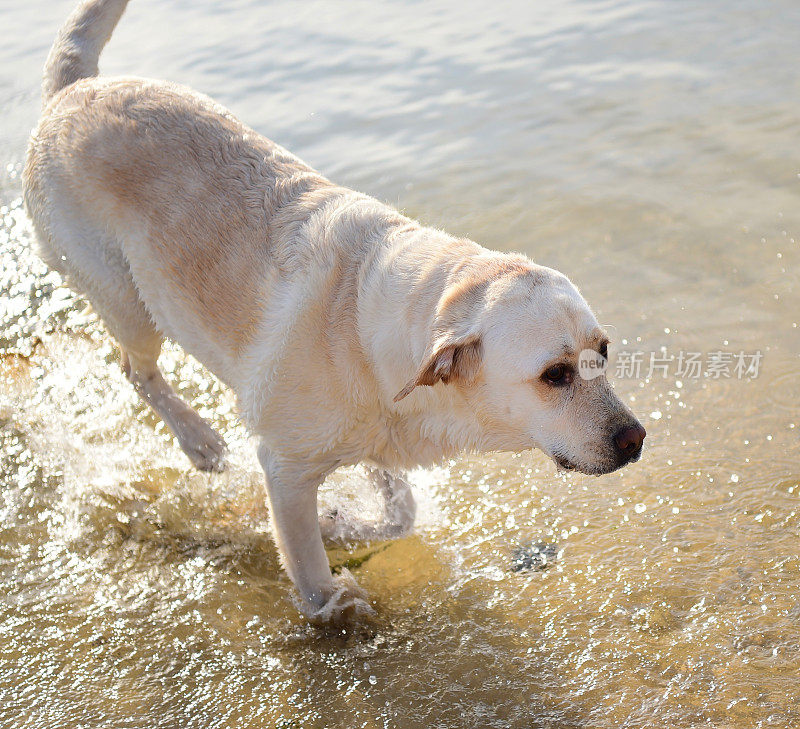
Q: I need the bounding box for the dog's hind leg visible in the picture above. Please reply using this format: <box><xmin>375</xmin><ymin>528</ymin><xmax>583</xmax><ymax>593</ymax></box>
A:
<box><xmin>87</xmin><ymin>289</ymin><xmax>227</xmax><ymax>472</ymax></box>
<box><xmin>93</xmin><ymin>294</ymin><xmax>227</xmax><ymax>472</ymax></box>
<box><xmin>121</xmin><ymin>344</ymin><xmax>227</xmax><ymax>472</ymax></box>
<box><xmin>27</xmin><ymin>206</ymin><xmax>226</xmax><ymax>471</ymax></box>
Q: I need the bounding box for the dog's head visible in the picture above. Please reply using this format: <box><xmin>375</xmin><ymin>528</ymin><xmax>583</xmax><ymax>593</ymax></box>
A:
<box><xmin>395</xmin><ymin>256</ymin><xmax>645</xmax><ymax>474</ymax></box>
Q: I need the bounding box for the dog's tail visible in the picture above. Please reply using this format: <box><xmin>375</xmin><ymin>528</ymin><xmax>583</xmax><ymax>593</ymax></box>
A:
<box><xmin>42</xmin><ymin>0</ymin><xmax>130</xmax><ymax>105</ymax></box>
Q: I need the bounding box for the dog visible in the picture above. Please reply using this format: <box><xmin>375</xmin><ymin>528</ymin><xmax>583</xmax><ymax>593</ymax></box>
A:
<box><xmin>23</xmin><ymin>0</ymin><xmax>645</xmax><ymax>623</ymax></box>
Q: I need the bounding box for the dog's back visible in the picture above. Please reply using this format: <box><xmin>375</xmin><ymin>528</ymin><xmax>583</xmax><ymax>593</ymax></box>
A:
<box><xmin>24</xmin><ymin>0</ymin><xmax>355</xmax><ymax>386</ymax></box>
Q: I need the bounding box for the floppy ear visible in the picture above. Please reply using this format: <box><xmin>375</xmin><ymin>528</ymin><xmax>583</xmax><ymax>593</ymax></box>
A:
<box><xmin>393</xmin><ymin>335</ymin><xmax>482</xmax><ymax>402</ymax></box>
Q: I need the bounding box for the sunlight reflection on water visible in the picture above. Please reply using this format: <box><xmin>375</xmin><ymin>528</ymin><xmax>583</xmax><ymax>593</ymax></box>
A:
<box><xmin>2</xmin><ymin>0</ymin><xmax>800</xmax><ymax>726</ymax></box>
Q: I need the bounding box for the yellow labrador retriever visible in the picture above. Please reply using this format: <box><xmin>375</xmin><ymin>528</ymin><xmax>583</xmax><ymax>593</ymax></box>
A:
<box><xmin>23</xmin><ymin>0</ymin><xmax>645</xmax><ymax>622</ymax></box>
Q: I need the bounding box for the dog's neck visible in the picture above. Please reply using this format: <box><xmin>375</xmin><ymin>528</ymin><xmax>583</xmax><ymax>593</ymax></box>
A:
<box><xmin>359</xmin><ymin>222</ymin><xmax>493</xmax><ymax>465</ymax></box>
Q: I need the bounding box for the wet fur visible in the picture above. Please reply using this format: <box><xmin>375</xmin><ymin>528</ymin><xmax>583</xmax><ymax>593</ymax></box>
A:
<box><xmin>23</xmin><ymin>0</ymin><xmax>643</xmax><ymax>623</ymax></box>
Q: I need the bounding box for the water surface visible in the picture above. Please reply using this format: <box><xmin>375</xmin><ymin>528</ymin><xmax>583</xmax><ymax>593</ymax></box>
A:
<box><xmin>1</xmin><ymin>1</ymin><xmax>799</xmax><ymax>727</ymax></box>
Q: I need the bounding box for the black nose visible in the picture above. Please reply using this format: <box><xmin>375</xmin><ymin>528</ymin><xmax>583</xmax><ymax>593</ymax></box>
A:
<box><xmin>613</xmin><ymin>423</ymin><xmax>646</xmax><ymax>463</ymax></box>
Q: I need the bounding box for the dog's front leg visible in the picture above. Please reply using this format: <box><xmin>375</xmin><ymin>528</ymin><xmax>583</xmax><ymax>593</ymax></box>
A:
<box><xmin>258</xmin><ymin>443</ymin><xmax>374</xmax><ymax>624</ymax></box>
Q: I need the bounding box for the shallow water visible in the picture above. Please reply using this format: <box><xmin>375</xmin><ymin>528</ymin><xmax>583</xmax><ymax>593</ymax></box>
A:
<box><xmin>1</xmin><ymin>0</ymin><xmax>799</xmax><ymax>727</ymax></box>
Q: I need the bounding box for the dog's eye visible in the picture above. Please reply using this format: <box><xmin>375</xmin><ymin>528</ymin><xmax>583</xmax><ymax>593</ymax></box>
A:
<box><xmin>599</xmin><ymin>341</ymin><xmax>608</xmax><ymax>359</ymax></box>
<box><xmin>542</xmin><ymin>364</ymin><xmax>572</xmax><ymax>386</ymax></box>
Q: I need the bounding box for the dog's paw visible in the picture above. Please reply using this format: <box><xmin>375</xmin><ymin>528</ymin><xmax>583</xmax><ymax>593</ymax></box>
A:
<box><xmin>318</xmin><ymin>506</ymin><xmax>379</xmax><ymax>544</ymax></box>
<box><xmin>176</xmin><ymin>418</ymin><xmax>227</xmax><ymax>472</ymax></box>
<box><xmin>301</xmin><ymin>570</ymin><xmax>375</xmax><ymax>626</ymax></box>
<box><xmin>375</xmin><ymin>471</ymin><xmax>417</xmax><ymax>537</ymax></box>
